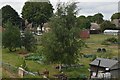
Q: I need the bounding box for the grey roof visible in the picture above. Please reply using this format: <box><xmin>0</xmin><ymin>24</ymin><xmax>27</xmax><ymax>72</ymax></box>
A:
<box><xmin>90</xmin><ymin>58</ymin><xmax>118</xmax><ymax>68</ymax></box>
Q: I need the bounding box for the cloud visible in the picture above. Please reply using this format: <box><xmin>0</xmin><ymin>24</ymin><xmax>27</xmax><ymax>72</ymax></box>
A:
<box><xmin>77</xmin><ymin>2</ymin><xmax>118</xmax><ymax>20</ymax></box>
<box><xmin>0</xmin><ymin>0</ymin><xmax>119</xmax><ymax>20</ymax></box>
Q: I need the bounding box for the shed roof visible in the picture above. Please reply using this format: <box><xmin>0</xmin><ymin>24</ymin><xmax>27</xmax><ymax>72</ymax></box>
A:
<box><xmin>90</xmin><ymin>23</ymin><xmax>100</xmax><ymax>30</ymax></box>
<box><xmin>90</xmin><ymin>58</ymin><xmax>118</xmax><ymax>68</ymax></box>
<box><xmin>104</xmin><ymin>30</ymin><xmax>120</xmax><ymax>33</ymax></box>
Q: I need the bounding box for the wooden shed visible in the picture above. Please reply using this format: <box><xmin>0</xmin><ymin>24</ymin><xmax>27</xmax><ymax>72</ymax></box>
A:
<box><xmin>80</xmin><ymin>29</ymin><xmax>90</xmax><ymax>39</ymax></box>
<box><xmin>89</xmin><ymin>58</ymin><xmax>120</xmax><ymax>79</ymax></box>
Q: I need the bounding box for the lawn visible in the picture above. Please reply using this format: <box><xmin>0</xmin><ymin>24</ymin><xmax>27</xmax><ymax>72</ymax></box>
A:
<box><xmin>2</xmin><ymin>48</ymin><xmax>89</xmax><ymax>78</ymax></box>
<box><xmin>81</xmin><ymin>34</ymin><xmax>118</xmax><ymax>56</ymax></box>
<box><xmin>2</xmin><ymin>34</ymin><xmax>119</xmax><ymax>78</ymax></box>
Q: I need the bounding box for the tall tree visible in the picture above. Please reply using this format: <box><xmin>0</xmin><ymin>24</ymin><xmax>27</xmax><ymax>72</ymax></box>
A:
<box><xmin>77</xmin><ymin>15</ymin><xmax>91</xmax><ymax>29</ymax></box>
<box><xmin>93</xmin><ymin>13</ymin><xmax>104</xmax><ymax>24</ymax></box>
<box><xmin>87</xmin><ymin>15</ymin><xmax>94</xmax><ymax>22</ymax></box>
<box><xmin>22</xmin><ymin>0</ymin><xmax>53</xmax><ymax>32</ymax></box>
<box><xmin>100</xmin><ymin>20</ymin><xmax>116</xmax><ymax>32</ymax></box>
<box><xmin>41</xmin><ymin>2</ymin><xmax>85</xmax><ymax>65</ymax></box>
<box><xmin>111</xmin><ymin>12</ymin><xmax>120</xmax><ymax>20</ymax></box>
<box><xmin>1</xmin><ymin>5</ymin><xmax>22</xmax><ymax>28</ymax></box>
<box><xmin>2</xmin><ymin>21</ymin><xmax>21</xmax><ymax>51</ymax></box>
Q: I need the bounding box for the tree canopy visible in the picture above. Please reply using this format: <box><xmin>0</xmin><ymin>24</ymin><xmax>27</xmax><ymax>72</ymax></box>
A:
<box><xmin>100</xmin><ymin>20</ymin><xmax>116</xmax><ymax>32</ymax></box>
<box><xmin>111</xmin><ymin>12</ymin><xmax>120</xmax><ymax>20</ymax></box>
<box><xmin>41</xmin><ymin>2</ymin><xmax>85</xmax><ymax>65</ymax></box>
<box><xmin>87</xmin><ymin>15</ymin><xmax>94</xmax><ymax>22</ymax></box>
<box><xmin>1</xmin><ymin>5</ymin><xmax>22</xmax><ymax>27</ymax></box>
<box><xmin>22</xmin><ymin>0</ymin><xmax>53</xmax><ymax>31</ymax></box>
<box><xmin>77</xmin><ymin>15</ymin><xmax>91</xmax><ymax>29</ymax></box>
<box><xmin>86</xmin><ymin>13</ymin><xmax>104</xmax><ymax>24</ymax></box>
<box><xmin>93</xmin><ymin>13</ymin><xmax>104</xmax><ymax>24</ymax></box>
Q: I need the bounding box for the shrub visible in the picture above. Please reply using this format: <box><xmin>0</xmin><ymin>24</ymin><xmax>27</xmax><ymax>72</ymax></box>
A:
<box><xmin>101</xmin><ymin>37</ymin><xmax>118</xmax><ymax>45</ymax></box>
<box><xmin>106</xmin><ymin>37</ymin><xmax>118</xmax><ymax>43</ymax></box>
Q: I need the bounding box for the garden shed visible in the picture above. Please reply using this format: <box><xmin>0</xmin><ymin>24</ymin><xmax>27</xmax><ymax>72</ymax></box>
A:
<box><xmin>79</xmin><ymin>29</ymin><xmax>90</xmax><ymax>39</ymax></box>
<box><xmin>89</xmin><ymin>58</ymin><xmax>120</xmax><ymax>79</ymax></box>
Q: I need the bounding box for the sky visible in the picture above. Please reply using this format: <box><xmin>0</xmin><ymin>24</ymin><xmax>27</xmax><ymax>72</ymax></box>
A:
<box><xmin>0</xmin><ymin>0</ymin><xmax>120</xmax><ymax>20</ymax></box>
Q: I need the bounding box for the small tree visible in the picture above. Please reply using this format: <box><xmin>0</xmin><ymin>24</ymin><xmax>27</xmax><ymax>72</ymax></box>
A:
<box><xmin>2</xmin><ymin>21</ymin><xmax>21</xmax><ymax>51</ymax></box>
<box><xmin>22</xmin><ymin>30</ymin><xmax>37</xmax><ymax>52</ymax></box>
<box><xmin>41</xmin><ymin>2</ymin><xmax>85</xmax><ymax>67</ymax></box>
<box><xmin>87</xmin><ymin>16</ymin><xmax>94</xmax><ymax>22</ymax></box>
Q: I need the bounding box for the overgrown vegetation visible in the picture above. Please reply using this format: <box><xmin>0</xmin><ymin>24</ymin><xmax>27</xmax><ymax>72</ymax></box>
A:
<box><xmin>41</xmin><ymin>2</ymin><xmax>86</xmax><ymax>66</ymax></box>
<box><xmin>2</xmin><ymin>21</ymin><xmax>21</xmax><ymax>51</ymax></box>
<box><xmin>101</xmin><ymin>37</ymin><xmax>118</xmax><ymax>45</ymax></box>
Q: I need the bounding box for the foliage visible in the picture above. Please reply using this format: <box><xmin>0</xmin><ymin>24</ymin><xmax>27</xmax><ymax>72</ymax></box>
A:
<box><xmin>93</xmin><ymin>13</ymin><xmax>104</xmax><ymax>24</ymax></box>
<box><xmin>106</xmin><ymin>37</ymin><xmax>118</xmax><ymax>43</ymax></box>
<box><xmin>21</xmin><ymin>0</ymin><xmax>53</xmax><ymax>31</ymax></box>
<box><xmin>102</xmin><ymin>37</ymin><xmax>118</xmax><ymax>45</ymax></box>
<box><xmin>100</xmin><ymin>20</ymin><xmax>116</xmax><ymax>32</ymax></box>
<box><xmin>41</xmin><ymin>2</ymin><xmax>85</xmax><ymax>65</ymax></box>
<box><xmin>86</xmin><ymin>13</ymin><xmax>104</xmax><ymax>24</ymax></box>
<box><xmin>77</xmin><ymin>15</ymin><xmax>91</xmax><ymax>29</ymax></box>
<box><xmin>87</xmin><ymin>15</ymin><xmax>94</xmax><ymax>22</ymax></box>
<box><xmin>2</xmin><ymin>21</ymin><xmax>21</xmax><ymax>51</ymax></box>
<box><xmin>22</xmin><ymin>59</ymin><xmax>29</xmax><ymax>71</ymax></box>
<box><xmin>1</xmin><ymin>5</ymin><xmax>22</xmax><ymax>28</ymax></box>
<box><xmin>111</xmin><ymin>12</ymin><xmax>120</xmax><ymax>20</ymax></box>
<box><xmin>22</xmin><ymin>30</ymin><xmax>37</xmax><ymax>52</ymax></box>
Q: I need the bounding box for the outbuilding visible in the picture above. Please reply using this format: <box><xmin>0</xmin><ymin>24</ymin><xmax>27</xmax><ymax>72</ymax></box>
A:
<box><xmin>104</xmin><ymin>30</ymin><xmax>120</xmax><ymax>35</ymax></box>
<box><xmin>89</xmin><ymin>58</ymin><xmax>120</xmax><ymax>79</ymax></box>
<box><xmin>90</xmin><ymin>23</ymin><xmax>101</xmax><ymax>34</ymax></box>
<box><xmin>80</xmin><ymin>29</ymin><xmax>90</xmax><ymax>39</ymax></box>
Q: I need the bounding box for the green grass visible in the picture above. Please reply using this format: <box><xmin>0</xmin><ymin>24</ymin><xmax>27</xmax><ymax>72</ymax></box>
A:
<box><xmin>2</xmin><ymin>49</ymin><xmax>24</xmax><ymax>67</ymax></box>
<box><xmin>85</xmin><ymin>34</ymin><xmax>118</xmax><ymax>43</ymax></box>
<box><xmin>81</xmin><ymin>34</ymin><xmax>118</xmax><ymax>56</ymax></box>
<box><xmin>2</xmin><ymin>34</ymin><xmax>119</xmax><ymax>78</ymax></box>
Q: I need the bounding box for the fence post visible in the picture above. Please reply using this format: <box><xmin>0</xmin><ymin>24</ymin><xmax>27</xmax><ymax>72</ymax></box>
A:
<box><xmin>18</xmin><ymin>67</ymin><xmax>25</xmax><ymax>78</ymax></box>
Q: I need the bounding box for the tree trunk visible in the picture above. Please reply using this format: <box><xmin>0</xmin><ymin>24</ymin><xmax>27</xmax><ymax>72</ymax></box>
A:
<box><xmin>40</xmin><ymin>23</ymin><xmax>44</xmax><ymax>32</ymax></box>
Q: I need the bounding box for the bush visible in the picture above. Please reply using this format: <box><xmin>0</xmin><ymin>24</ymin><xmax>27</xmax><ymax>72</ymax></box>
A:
<box><xmin>106</xmin><ymin>37</ymin><xmax>118</xmax><ymax>43</ymax></box>
<box><xmin>101</xmin><ymin>37</ymin><xmax>118</xmax><ymax>45</ymax></box>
